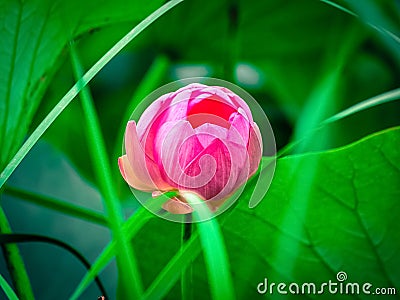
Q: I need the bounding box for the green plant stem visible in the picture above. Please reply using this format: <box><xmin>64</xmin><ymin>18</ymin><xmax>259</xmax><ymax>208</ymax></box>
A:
<box><xmin>69</xmin><ymin>192</ymin><xmax>177</xmax><ymax>300</ymax></box>
<box><xmin>184</xmin><ymin>193</ymin><xmax>235</xmax><ymax>300</ymax></box>
<box><xmin>181</xmin><ymin>220</ymin><xmax>193</xmax><ymax>300</ymax></box>
<box><xmin>0</xmin><ymin>272</ymin><xmax>19</xmax><ymax>300</ymax></box>
<box><xmin>113</xmin><ymin>55</ymin><xmax>169</xmax><ymax>163</ymax></box>
<box><xmin>322</xmin><ymin>87</ymin><xmax>400</xmax><ymax>125</ymax></box>
<box><xmin>143</xmin><ymin>232</ymin><xmax>201</xmax><ymax>300</ymax></box>
<box><xmin>0</xmin><ymin>194</ymin><xmax>34</xmax><ymax>300</ymax></box>
<box><xmin>143</xmin><ymin>195</ymin><xmax>239</xmax><ymax>300</ymax></box>
<box><xmin>70</xmin><ymin>44</ymin><xmax>143</xmax><ymax>298</ymax></box>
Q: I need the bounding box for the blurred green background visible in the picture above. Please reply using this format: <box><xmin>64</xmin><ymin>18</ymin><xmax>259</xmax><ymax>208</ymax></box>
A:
<box><xmin>0</xmin><ymin>0</ymin><xmax>399</xmax><ymax>299</ymax></box>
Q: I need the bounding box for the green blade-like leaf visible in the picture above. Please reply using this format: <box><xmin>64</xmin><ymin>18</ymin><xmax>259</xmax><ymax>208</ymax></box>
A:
<box><xmin>321</xmin><ymin>0</ymin><xmax>400</xmax><ymax>61</ymax></box>
<box><xmin>0</xmin><ymin>273</ymin><xmax>18</xmax><ymax>300</ymax></box>
<box><xmin>322</xmin><ymin>87</ymin><xmax>400</xmax><ymax>125</ymax></box>
<box><xmin>70</xmin><ymin>42</ymin><xmax>143</xmax><ymax>298</ymax></box>
<box><xmin>143</xmin><ymin>232</ymin><xmax>201</xmax><ymax>300</ymax></box>
<box><xmin>0</xmin><ymin>0</ymin><xmax>184</xmax><ymax>190</ymax></box>
<box><xmin>3</xmin><ymin>185</ymin><xmax>107</xmax><ymax>226</ymax></box>
<box><xmin>275</xmin><ymin>87</ymin><xmax>400</xmax><ymax>158</ymax></box>
<box><xmin>0</xmin><ymin>0</ymin><xmax>164</xmax><ymax>170</ymax></box>
<box><xmin>0</xmin><ymin>203</ymin><xmax>34</xmax><ymax>300</ymax></box>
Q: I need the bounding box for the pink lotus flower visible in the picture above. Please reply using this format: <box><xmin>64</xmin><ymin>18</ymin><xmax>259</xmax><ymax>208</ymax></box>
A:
<box><xmin>118</xmin><ymin>83</ymin><xmax>262</xmax><ymax>214</ymax></box>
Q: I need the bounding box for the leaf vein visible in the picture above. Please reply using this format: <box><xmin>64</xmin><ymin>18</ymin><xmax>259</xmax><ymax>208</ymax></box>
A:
<box><xmin>348</xmin><ymin>154</ymin><xmax>396</xmax><ymax>287</ymax></box>
<box><xmin>236</xmin><ymin>206</ymin><xmax>310</xmax><ymax>246</ymax></box>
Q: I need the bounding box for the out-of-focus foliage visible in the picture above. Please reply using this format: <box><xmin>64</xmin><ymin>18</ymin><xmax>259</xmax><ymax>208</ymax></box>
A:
<box><xmin>0</xmin><ymin>0</ymin><xmax>163</xmax><ymax>170</ymax></box>
<box><xmin>0</xmin><ymin>0</ymin><xmax>399</xmax><ymax>299</ymax></box>
<box><xmin>34</xmin><ymin>0</ymin><xmax>399</xmax><ymax>187</ymax></box>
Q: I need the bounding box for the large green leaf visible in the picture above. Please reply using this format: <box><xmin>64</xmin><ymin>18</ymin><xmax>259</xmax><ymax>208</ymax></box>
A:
<box><xmin>0</xmin><ymin>0</ymin><xmax>163</xmax><ymax>170</ymax></box>
<box><xmin>132</xmin><ymin>126</ymin><xmax>400</xmax><ymax>299</ymax></box>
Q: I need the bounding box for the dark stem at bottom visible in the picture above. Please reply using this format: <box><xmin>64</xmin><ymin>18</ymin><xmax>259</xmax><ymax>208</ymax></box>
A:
<box><xmin>182</xmin><ymin>220</ymin><xmax>192</xmax><ymax>241</ymax></box>
<box><xmin>181</xmin><ymin>214</ymin><xmax>193</xmax><ymax>300</ymax></box>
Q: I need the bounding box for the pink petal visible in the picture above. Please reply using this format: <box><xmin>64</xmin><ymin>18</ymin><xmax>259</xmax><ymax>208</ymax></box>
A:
<box><xmin>182</xmin><ymin>137</ymin><xmax>248</xmax><ymax>201</ymax></box>
<box><xmin>154</xmin><ymin>121</ymin><xmax>205</xmax><ymax>171</ymax></box>
<box><xmin>140</xmin><ymin>91</ymin><xmax>191</xmax><ymax>161</ymax></box>
<box><xmin>201</xmin><ymin>86</ymin><xmax>237</xmax><ymax>107</ymax></box>
<box><xmin>125</xmin><ymin>121</ymin><xmax>169</xmax><ymax>190</ymax></box>
<box><xmin>175</xmin><ymin>83</ymin><xmax>208</xmax><ymax>95</ymax></box>
<box><xmin>194</xmin><ymin>123</ymin><xmax>228</xmax><ymax>148</ymax></box>
<box><xmin>136</xmin><ymin>92</ymin><xmax>172</xmax><ymax>139</ymax></box>
<box><xmin>228</xmin><ymin>109</ymin><xmax>250</xmax><ymax>146</ymax></box>
<box><xmin>187</xmin><ymin>94</ymin><xmax>236</xmax><ymax>129</ymax></box>
<box><xmin>138</xmin><ymin>84</ymin><xmax>211</xmax><ymax>139</ymax></box>
<box><xmin>138</xmin><ymin>84</ymin><xmax>197</xmax><ymax>133</ymax></box>
<box><xmin>153</xmin><ymin>190</ymin><xmax>193</xmax><ymax>214</ymax></box>
<box><xmin>225</xmin><ymin>122</ymin><xmax>252</xmax><ymax>189</ymax></box>
<box><xmin>218</xmin><ymin>86</ymin><xmax>253</xmax><ymax>122</ymax></box>
<box><xmin>118</xmin><ymin>155</ymin><xmax>154</xmax><ymax>191</ymax></box>
<box><xmin>157</xmin><ymin>120</ymin><xmax>214</xmax><ymax>189</ymax></box>
<box><xmin>247</xmin><ymin>123</ymin><xmax>263</xmax><ymax>176</ymax></box>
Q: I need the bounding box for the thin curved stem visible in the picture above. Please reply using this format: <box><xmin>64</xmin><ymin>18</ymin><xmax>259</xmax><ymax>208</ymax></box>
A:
<box><xmin>184</xmin><ymin>192</ymin><xmax>235</xmax><ymax>300</ymax></box>
<box><xmin>0</xmin><ymin>233</ymin><xmax>108</xmax><ymax>298</ymax></box>
<box><xmin>0</xmin><ymin>0</ymin><xmax>184</xmax><ymax>190</ymax></box>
